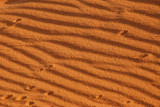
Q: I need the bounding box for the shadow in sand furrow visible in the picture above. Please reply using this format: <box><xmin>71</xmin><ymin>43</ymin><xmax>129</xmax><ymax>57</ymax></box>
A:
<box><xmin>0</xmin><ymin>20</ymin><xmax>67</xmax><ymax>35</ymax></box>
<box><xmin>3</xmin><ymin>12</ymin><xmax>117</xmax><ymax>33</ymax></box>
<box><xmin>46</xmin><ymin>39</ymin><xmax>160</xmax><ymax>58</ymax></box>
<box><xmin>0</xmin><ymin>75</ymin><xmax>25</xmax><ymax>87</ymax></box>
<box><xmin>38</xmin><ymin>99</ymin><xmax>64</xmax><ymax>107</ymax></box>
<box><xmin>46</xmin><ymin>39</ymin><xmax>108</xmax><ymax>56</ymax></box>
<box><xmin>0</xmin><ymin>1</ymin><xmax>159</xmax><ymax>107</ymax></box>
<box><xmin>0</xmin><ymin>102</ymin><xmax>11</xmax><ymax>107</ymax></box>
<box><xmin>95</xmin><ymin>67</ymin><xmax>153</xmax><ymax>82</ymax></box>
<box><xmin>2</xmin><ymin>19</ymin><xmax>160</xmax><ymax>58</ymax></box>
<box><xmin>30</xmin><ymin>42</ymin><xmax>144</xmax><ymax>64</ymax></box>
<box><xmin>39</xmin><ymin>32</ymin><xmax>158</xmax><ymax>63</ymax></box>
<box><xmin>0</xmin><ymin>70</ymin><xmax>154</xmax><ymax>107</ymax></box>
<box><xmin>16</xmin><ymin>6</ymin><xmax>113</xmax><ymax>22</ymax></box>
<box><xmin>152</xmin><ymin>84</ymin><xmax>160</xmax><ymax>90</ymax></box>
<box><xmin>139</xmin><ymin>66</ymin><xmax>160</xmax><ymax>76</ymax></box>
<box><xmin>129</xmin><ymin>0</ymin><xmax>160</xmax><ymax>6</ymax></box>
<box><xmin>30</xmin><ymin>45</ymin><xmax>105</xmax><ymax>65</ymax></box>
<box><xmin>132</xmin><ymin>10</ymin><xmax>160</xmax><ymax>20</ymax></box>
<box><xmin>60</xmin><ymin>64</ymin><xmax>160</xmax><ymax>100</ymax></box>
<box><xmin>4</xmin><ymin>0</ymin><xmax>28</xmax><ymax>5</ymax></box>
<box><xmin>47</xmin><ymin>67</ymin><xmax>159</xmax><ymax>106</ymax></box>
<box><xmin>37</xmin><ymin>76</ymin><xmax>154</xmax><ymax>107</ymax></box>
<box><xmin>0</xmin><ymin>64</ymin><xmax>119</xmax><ymax>106</ymax></box>
<box><xmin>0</xmin><ymin>85</ymin><xmax>23</xmax><ymax>94</ymax></box>
<box><xmin>124</xmin><ymin>34</ymin><xmax>160</xmax><ymax>48</ymax></box>
<box><xmin>48</xmin><ymin>79</ymin><xmax>155</xmax><ymax>107</ymax></box>
<box><xmin>34</xmin><ymin>91</ymin><xmax>91</xmax><ymax>107</ymax></box>
<box><xmin>0</xmin><ymin>59</ymin><xmax>152</xmax><ymax>103</ymax></box>
<box><xmin>30</xmin><ymin>45</ymin><xmax>136</xmax><ymax>66</ymax></box>
<box><xmin>1</xmin><ymin>24</ymin><xmax>158</xmax><ymax>65</ymax></box>
<box><xmin>0</xmin><ymin>31</ymin><xmax>32</xmax><ymax>43</ymax></box>
<box><xmin>0</xmin><ymin>18</ymin><xmax>22</xmax><ymax>29</ymax></box>
<box><xmin>77</xmin><ymin>0</ymin><xmax>115</xmax><ymax>12</ymax></box>
<box><xmin>30</xmin><ymin>45</ymin><xmax>97</xmax><ymax>64</ymax></box>
<box><xmin>0</xmin><ymin>64</ymin><xmax>37</xmax><ymax>82</ymax></box>
<box><xmin>30</xmin><ymin>0</ymin><xmax>79</xmax><ymax>8</ymax></box>
<box><xmin>2</xmin><ymin>50</ymin><xmax>157</xmax><ymax>105</ymax></box>
<box><xmin>24</xmin><ymin>86</ymin><xmax>91</xmax><ymax>106</ymax></box>
<box><xmin>60</xmin><ymin>64</ymin><xmax>153</xmax><ymax>82</ymax></box>
<box><xmin>39</xmin><ymin>94</ymin><xmax>95</xmax><ymax>107</ymax></box>
<box><xmin>0</xmin><ymin>30</ymin><xmax>109</xmax><ymax>65</ymax></box>
<box><xmin>47</xmin><ymin>68</ymin><xmax>125</xmax><ymax>104</ymax></box>
<box><xmin>14</xmin><ymin>6</ymin><xmax>160</xmax><ymax>35</ymax></box>
<box><xmin>0</xmin><ymin>30</ymin><xmax>146</xmax><ymax>65</ymax></box>
<box><xmin>0</xmin><ymin>73</ymin><xmax>107</xmax><ymax>105</ymax></box>
<box><xmin>0</xmin><ymin>61</ymin><xmax>154</xmax><ymax>106</ymax></box>
<box><xmin>0</xmin><ymin>52</ymin><xmax>33</xmax><ymax>71</ymax></box>
<box><xmin>0</xmin><ymin>42</ymin><xmax>45</xmax><ymax>65</ymax></box>
<box><xmin>1</xmin><ymin>21</ymin><xmax>160</xmax><ymax>60</ymax></box>
<box><xmin>89</xmin><ymin>96</ymin><xmax>122</xmax><ymax>106</ymax></box>
<box><xmin>116</xmin><ymin>18</ymin><xmax>160</xmax><ymax>35</ymax></box>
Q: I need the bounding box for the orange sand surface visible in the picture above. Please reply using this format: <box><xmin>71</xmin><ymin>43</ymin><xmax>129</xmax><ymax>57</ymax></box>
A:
<box><xmin>0</xmin><ymin>0</ymin><xmax>160</xmax><ymax>107</ymax></box>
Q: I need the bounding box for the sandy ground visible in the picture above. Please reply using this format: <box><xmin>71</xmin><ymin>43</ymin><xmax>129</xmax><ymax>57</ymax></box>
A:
<box><xmin>0</xmin><ymin>0</ymin><xmax>160</xmax><ymax>107</ymax></box>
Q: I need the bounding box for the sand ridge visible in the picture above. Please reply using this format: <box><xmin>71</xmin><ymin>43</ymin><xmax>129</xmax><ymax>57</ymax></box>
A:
<box><xmin>0</xmin><ymin>0</ymin><xmax>160</xmax><ymax>107</ymax></box>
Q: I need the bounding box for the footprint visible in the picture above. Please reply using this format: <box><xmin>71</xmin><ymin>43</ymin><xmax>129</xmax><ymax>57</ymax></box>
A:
<box><xmin>43</xmin><ymin>91</ymin><xmax>54</xmax><ymax>96</ymax></box>
<box><xmin>25</xmin><ymin>101</ymin><xmax>34</xmax><ymax>106</ymax></box>
<box><xmin>10</xmin><ymin>18</ymin><xmax>22</xmax><ymax>27</ymax></box>
<box><xmin>139</xmin><ymin>53</ymin><xmax>154</xmax><ymax>58</ymax></box>
<box><xmin>36</xmin><ymin>88</ymin><xmax>54</xmax><ymax>96</ymax></box>
<box><xmin>24</xmin><ymin>85</ymin><xmax>36</xmax><ymax>91</ymax></box>
<box><xmin>12</xmin><ymin>18</ymin><xmax>22</xmax><ymax>23</ymax></box>
<box><xmin>35</xmin><ymin>64</ymin><xmax>53</xmax><ymax>72</ymax></box>
<box><xmin>90</xmin><ymin>95</ymin><xmax>110</xmax><ymax>104</ymax></box>
<box><xmin>152</xmin><ymin>81</ymin><xmax>160</xmax><ymax>89</ymax></box>
<box><xmin>15</xmin><ymin>96</ymin><xmax>27</xmax><ymax>101</ymax></box>
<box><xmin>35</xmin><ymin>67</ymin><xmax>46</xmax><ymax>72</ymax></box>
<box><xmin>134</xmin><ymin>53</ymin><xmax>156</xmax><ymax>60</ymax></box>
<box><xmin>36</xmin><ymin>68</ymin><xmax>45</xmax><ymax>72</ymax></box>
<box><xmin>46</xmin><ymin>64</ymin><xmax>53</xmax><ymax>69</ymax></box>
<box><xmin>5</xmin><ymin>0</ymin><xmax>28</xmax><ymax>4</ymax></box>
<box><xmin>3</xmin><ymin>18</ymin><xmax>22</xmax><ymax>29</ymax></box>
<box><xmin>126</xmin><ymin>101</ymin><xmax>131</xmax><ymax>103</ymax></box>
<box><xmin>116</xmin><ymin>30</ymin><xmax>128</xmax><ymax>36</ymax></box>
<box><xmin>0</xmin><ymin>94</ymin><xmax>13</xmax><ymax>100</ymax></box>
<box><xmin>94</xmin><ymin>95</ymin><xmax>102</xmax><ymax>99</ymax></box>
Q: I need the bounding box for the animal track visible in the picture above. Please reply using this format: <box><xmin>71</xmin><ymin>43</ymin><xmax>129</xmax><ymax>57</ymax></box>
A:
<box><xmin>25</xmin><ymin>101</ymin><xmax>35</xmax><ymax>106</ymax></box>
<box><xmin>134</xmin><ymin>53</ymin><xmax>156</xmax><ymax>60</ymax></box>
<box><xmin>0</xmin><ymin>94</ymin><xmax>13</xmax><ymax>100</ymax></box>
<box><xmin>0</xmin><ymin>94</ymin><xmax>28</xmax><ymax>105</ymax></box>
<box><xmin>2</xmin><ymin>18</ymin><xmax>22</xmax><ymax>29</ymax></box>
<box><xmin>24</xmin><ymin>85</ymin><xmax>36</xmax><ymax>91</ymax></box>
<box><xmin>95</xmin><ymin>94</ymin><xmax>102</xmax><ymax>99</ymax></box>
<box><xmin>127</xmin><ymin>101</ymin><xmax>131</xmax><ymax>103</ymax></box>
<box><xmin>24</xmin><ymin>85</ymin><xmax>55</xmax><ymax>96</ymax></box>
<box><xmin>35</xmin><ymin>67</ymin><xmax>46</xmax><ymax>72</ymax></box>
<box><xmin>43</xmin><ymin>91</ymin><xmax>54</xmax><ymax>96</ymax></box>
<box><xmin>35</xmin><ymin>64</ymin><xmax>54</xmax><ymax>72</ymax></box>
<box><xmin>116</xmin><ymin>30</ymin><xmax>128</xmax><ymax>36</ymax></box>
<box><xmin>15</xmin><ymin>96</ymin><xmax>27</xmax><ymax>101</ymax></box>
<box><xmin>47</xmin><ymin>64</ymin><xmax>54</xmax><ymax>69</ymax></box>
<box><xmin>139</xmin><ymin>53</ymin><xmax>155</xmax><ymax>58</ymax></box>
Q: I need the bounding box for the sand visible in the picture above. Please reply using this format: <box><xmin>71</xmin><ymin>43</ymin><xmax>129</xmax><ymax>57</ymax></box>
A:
<box><xmin>0</xmin><ymin>0</ymin><xmax>160</xmax><ymax>107</ymax></box>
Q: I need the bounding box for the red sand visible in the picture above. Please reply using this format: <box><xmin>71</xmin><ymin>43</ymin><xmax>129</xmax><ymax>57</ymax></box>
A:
<box><xmin>0</xmin><ymin>0</ymin><xmax>160</xmax><ymax>107</ymax></box>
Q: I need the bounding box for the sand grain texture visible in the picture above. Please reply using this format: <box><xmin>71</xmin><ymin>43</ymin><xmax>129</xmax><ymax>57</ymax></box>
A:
<box><xmin>0</xmin><ymin>0</ymin><xmax>160</xmax><ymax>107</ymax></box>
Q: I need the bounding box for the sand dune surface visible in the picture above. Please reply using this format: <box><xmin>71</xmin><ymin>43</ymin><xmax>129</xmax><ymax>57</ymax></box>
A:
<box><xmin>0</xmin><ymin>0</ymin><xmax>160</xmax><ymax>107</ymax></box>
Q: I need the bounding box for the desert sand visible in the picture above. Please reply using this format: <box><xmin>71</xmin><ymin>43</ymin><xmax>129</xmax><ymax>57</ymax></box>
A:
<box><xmin>0</xmin><ymin>0</ymin><xmax>160</xmax><ymax>107</ymax></box>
